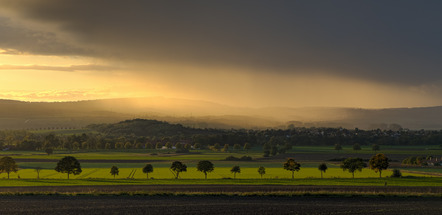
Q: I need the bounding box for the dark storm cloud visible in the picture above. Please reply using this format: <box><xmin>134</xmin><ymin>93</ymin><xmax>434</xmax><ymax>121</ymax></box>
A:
<box><xmin>2</xmin><ymin>0</ymin><xmax>442</xmax><ymax>85</ymax></box>
<box><xmin>0</xmin><ymin>16</ymin><xmax>88</xmax><ymax>56</ymax></box>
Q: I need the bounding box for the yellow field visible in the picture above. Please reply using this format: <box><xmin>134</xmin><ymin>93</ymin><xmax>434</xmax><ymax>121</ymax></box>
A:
<box><xmin>4</xmin><ymin>167</ymin><xmax>426</xmax><ymax>180</ymax></box>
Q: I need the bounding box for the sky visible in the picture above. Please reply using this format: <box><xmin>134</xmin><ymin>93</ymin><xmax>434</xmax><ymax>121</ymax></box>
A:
<box><xmin>0</xmin><ymin>0</ymin><xmax>441</xmax><ymax>108</ymax></box>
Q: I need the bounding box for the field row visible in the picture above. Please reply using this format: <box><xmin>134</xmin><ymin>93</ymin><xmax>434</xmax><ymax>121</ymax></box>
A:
<box><xmin>3</xmin><ymin>167</ymin><xmax>428</xmax><ymax>180</ymax></box>
<box><xmin>1</xmin><ymin>144</ymin><xmax>441</xmax><ymax>160</ymax></box>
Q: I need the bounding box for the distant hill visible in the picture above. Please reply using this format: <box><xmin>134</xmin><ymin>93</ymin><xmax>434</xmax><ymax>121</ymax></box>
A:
<box><xmin>87</xmin><ymin>118</ymin><xmax>216</xmax><ymax>137</ymax></box>
<box><xmin>1</xmin><ymin>98</ymin><xmax>442</xmax><ymax>130</ymax></box>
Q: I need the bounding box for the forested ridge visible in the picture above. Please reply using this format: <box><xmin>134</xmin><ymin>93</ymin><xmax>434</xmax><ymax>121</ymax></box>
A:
<box><xmin>1</xmin><ymin>119</ymin><xmax>442</xmax><ymax>152</ymax></box>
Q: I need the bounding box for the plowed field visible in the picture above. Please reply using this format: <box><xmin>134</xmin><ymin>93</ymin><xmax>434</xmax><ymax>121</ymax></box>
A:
<box><xmin>0</xmin><ymin>195</ymin><xmax>440</xmax><ymax>215</ymax></box>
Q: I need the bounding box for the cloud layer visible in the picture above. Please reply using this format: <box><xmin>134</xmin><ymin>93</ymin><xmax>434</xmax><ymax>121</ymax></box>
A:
<box><xmin>0</xmin><ymin>1</ymin><xmax>442</xmax><ymax>107</ymax></box>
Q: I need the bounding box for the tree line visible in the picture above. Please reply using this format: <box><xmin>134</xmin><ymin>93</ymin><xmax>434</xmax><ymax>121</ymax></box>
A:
<box><xmin>0</xmin><ymin>153</ymin><xmax>392</xmax><ymax>179</ymax></box>
<box><xmin>1</xmin><ymin>119</ymin><xmax>442</xmax><ymax>152</ymax></box>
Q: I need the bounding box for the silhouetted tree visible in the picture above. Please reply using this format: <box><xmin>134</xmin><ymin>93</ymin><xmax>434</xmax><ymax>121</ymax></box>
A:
<box><xmin>196</xmin><ymin>160</ymin><xmax>214</xmax><ymax>179</ymax></box>
<box><xmin>34</xmin><ymin>167</ymin><xmax>43</xmax><ymax>179</ymax></box>
<box><xmin>369</xmin><ymin>153</ymin><xmax>389</xmax><ymax>178</ymax></box>
<box><xmin>142</xmin><ymin>164</ymin><xmax>154</xmax><ymax>179</ymax></box>
<box><xmin>318</xmin><ymin>163</ymin><xmax>328</xmax><ymax>178</ymax></box>
<box><xmin>231</xmin><ymin>166</ymin><xmax>241</xmax><ymax>179</ymax></box>
<box><xmin>45</xmin><ymin>148</ymin><xmax>53</xmax><ymax>155</ymax></box>
<box><xmin>0</xmin><ymin>156</ymin><xmax>18</xmax><ymax>179</ymax></box>
<box><xmin>170</xmin><ymin>161</ymin><xmax>186</xmax><ymax>179</ymax></box>
<box><xmin>391</xmin><ymin>169</ymin><xmax>402</xmax><ymax>178</ymax></box>
<box><xmin>283</xmin><ymin>158</ymin><xmax>301</xmax><ymax>179</ymax></box>
<box><xmin>258</xmin><ymin>166</ymin><xmax>266</xmax><ymax>179</ymax></box>
<box><xmin>55</xmin><ymin>156</ymin><xmax>82</xmax><ymax>179</ymax></box>
<box><xmin>340</xmin><ymin>157</ymin><xmax>366</xmax><ymax>178</ymax></box>
<box><xmin>110</xmin><ymin>165</ymin><xmax>119</xmax><ymax>179</ymax></box>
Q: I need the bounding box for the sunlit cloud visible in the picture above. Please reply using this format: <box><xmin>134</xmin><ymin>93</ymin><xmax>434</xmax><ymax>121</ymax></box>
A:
<box><xmin>0</xmin><ymin>64</ymin><xmax>119</xmax><ymax>72</ymax></box>
<box><xmin>0</xmin><ymin>89</ymin><xmax>129</xmax><ymax>102</ymax></box>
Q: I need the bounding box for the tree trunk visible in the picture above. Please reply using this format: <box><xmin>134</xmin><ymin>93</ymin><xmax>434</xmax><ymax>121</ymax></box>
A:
<box><xmin>379</xmin><ymin>171</ymin><xmax>382</xmax><ymax>178</ymax></box>
<box><xmin>352</xmin><ymin>172</ymin><xmax>354</xmax><ymax>179</ymax></box>
<box><xmin>204</xmin><ymin>172</ymin><xmax>207</xmax><ymax>180</ymax></box>
<box><xmin>147</xmin><ymin>173</ymin><xmax>149</xmax><ymax>179</ymax></box>
<box><xmin>114</xmin><ymin>175</ymin><xmax>116</xmax><ymax>179</ymax></box>
<box><xmin>67</xmin><ymin>173</ymin><xmax>70</xmax><ymax>180</ymax></box>
<box><xmin>321</xmin><ymin>171</ymin><xmax>323</xmax><ymax>179</ymax></box>
<box><xmin>234</xmin><ymin>173</ymin><xmax>236</xmax><ymax>179</ymax></box>
<box><xmin>176</xmin><ymin>172</ymin><xmax>179</xmax><ymax>179</ymax></box>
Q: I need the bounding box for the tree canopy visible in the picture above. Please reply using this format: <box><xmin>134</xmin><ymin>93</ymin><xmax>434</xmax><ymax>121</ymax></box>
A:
<box><xmin>340</xmin><ymin>157</ymin><xmax>366</xmax><ymax>178</ymax></box>
<box><xmin>142</xmin><ymin>164</ymin><xmax>154</xmax><ymax>179</ymax></box>
<box><xmin>0</xmin><ymin>156</ymin><xmax>18</xmax><ymax>179</ymax></box>
<box><xmin>170</xmin><ymin>161</ymin><xmax>187</xmax><ymax>179</ymax></box>
<box><xmin>369</xmin><ymin>153</ymin><xmax>389</xmax><ymax>178</ymax></box>
<box><xmin>196</xmin><ymin>160</ymin><xmax>214</xmax><ymax>179</ymax></box>
<box><xmin>283</xmin><ymin>158</ymin><xmax>301</xmax><ymax>179</ymax></box>
<box><xmin>230</xmin><ymin>165</ymin><xmax>241</xmax><ymax>179</ymax></box>
<box><xmin>55</xmin><ymin>156</ymin><xmax>82</xmax><ymax>179</ymax></box>
<box><xmin>110</xmin><ymin>165</ymin><xmax>119</xmax><ymax>179</ymax></box>
<box><xmin>258</xmin><ymin>166</ymin><xmax>266</xmax><ymax>178</ymax></box>
<box><xmin>318</xmin><ymin>163</ymin><xmax>328</xmax><ymax>179</ymax></box>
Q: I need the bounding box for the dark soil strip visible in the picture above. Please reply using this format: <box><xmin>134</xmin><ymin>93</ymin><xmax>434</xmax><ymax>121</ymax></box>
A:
<box><xmin>0</xmin><ymin>185</ymin><xmax>440</xmax><ymax>194</ymax></box>
<box><xmin>0</xmin><ymin>195</ymin><xmax>440</xmax><ymax>215</ymax></box>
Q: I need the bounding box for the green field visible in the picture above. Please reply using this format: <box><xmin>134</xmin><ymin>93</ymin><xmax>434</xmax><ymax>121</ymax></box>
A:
<box><xmin>1</xmin><ymin>144</ymin><xmax>440</xmax><ymax>161</ymax></box>
<box><xmin>0</xmin><ymin>150</ymin><xmax>260</xmax><ymax>161</ymax></box>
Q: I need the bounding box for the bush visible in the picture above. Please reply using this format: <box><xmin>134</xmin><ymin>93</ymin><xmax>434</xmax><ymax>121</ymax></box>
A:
<box><xmin>225</xmin><ymin>156</ymin><xmax>239</xmax><ymax>161</ymax></box>
<box><xmin>225</xmin><ymin>156</ymin><xmax>253</xmax><ymax>161</ymax></box>
<box><xmin>240</xmin><ymin>156</ymin><xmax>252</xmax><ymax>161</ymax></box>
<box><xmin>391</xmin><ymin>169</ymin><xmax>402</xmax><ymax>178</ymax></box>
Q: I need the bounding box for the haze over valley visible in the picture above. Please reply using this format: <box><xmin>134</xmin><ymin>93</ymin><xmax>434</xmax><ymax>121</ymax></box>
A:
<box><xmin>1</xmin><ymin>97</ymin><xmax>442</xmax><ymax>130</ymax></box>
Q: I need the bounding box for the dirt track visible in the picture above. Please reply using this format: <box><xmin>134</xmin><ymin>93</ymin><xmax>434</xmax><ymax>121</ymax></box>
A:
<box><xmin>0</xmin><ymin>195</ymin><xmax>440</xmax><ymax>215</ymax></box>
